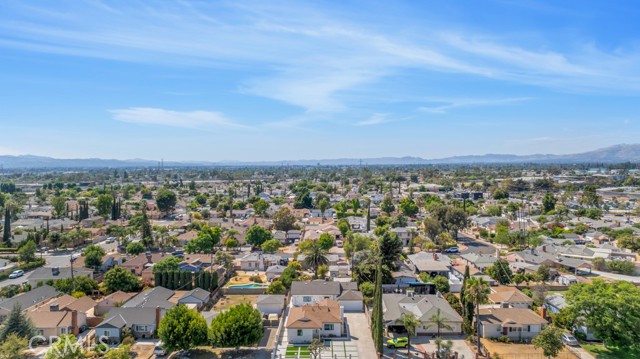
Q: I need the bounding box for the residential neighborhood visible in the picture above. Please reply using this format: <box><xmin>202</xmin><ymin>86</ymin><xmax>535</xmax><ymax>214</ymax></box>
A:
<box><xmin>0</xmin><ymin>165</ymin><xmax>639</xmax><ymax>359</ymax></box>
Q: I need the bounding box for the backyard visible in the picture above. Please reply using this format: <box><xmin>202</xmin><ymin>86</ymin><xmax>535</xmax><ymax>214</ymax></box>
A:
<box><xmin>212</xmin><ymin>294</ymin><xmax>259</xmax><ymax>311</ymax></box>
<box><xmin>481</xmin><ymin>339</ymin><xmax>579</xmax><ymax>359</ymax></box>
<box><xmin>581</xmin><ymin>344</ymin><xmax>640</xmax><ymax>359</ymax></box>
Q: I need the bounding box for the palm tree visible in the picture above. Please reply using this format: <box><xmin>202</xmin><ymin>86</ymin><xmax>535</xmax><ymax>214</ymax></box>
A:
<box><xmin>401</xmin><ymin>312</ymin><xmax>420</xmax><ymax>355</ymax></box>
<box><xmin>425</xmin><ymin>308</ymin><xmax>453</xmax><ymax>338</ymax></box>
<box><xmin>304</xmin><ymin>241</ymin><xmax>328</xmax><ymax>278</ymax></box>
<box><xmin>465</xmin><ymin>277</ymin><xmax>490</xmax><ymax>355</ymax></box>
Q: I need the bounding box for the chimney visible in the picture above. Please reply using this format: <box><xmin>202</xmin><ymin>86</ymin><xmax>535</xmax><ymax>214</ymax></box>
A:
<box><xmin>71</xmin><ymin>310</ymin><xmax>79</xmax><ymax>336</ymax></box>
<box><xmin>145</xmin><ymin>252</ymin><xmax>153</xmax><ymax>263</ymax></box>
<box><xmin>50</xmin><ymin>304</ymin><xmax>59</xmax><ymax>312</ymax></box>
<box><xmin>155</xmin><ymin>306</ymin><xmax>162</xmax><ymax>329</ymax></box>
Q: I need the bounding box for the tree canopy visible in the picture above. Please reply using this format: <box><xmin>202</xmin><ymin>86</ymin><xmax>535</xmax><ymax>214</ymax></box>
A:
<box><xmin>103</xmin><ymin>266</ymin><xmax>141</xmax><ymax>293</ymax></box>
<box><xmin>158</xmin><ymin>305</ymin><xmax>209</xmax><ymax>353</ymax></box>
<box><xmin>156</xmin><ymin>189</ymin><xmax>178</xmax><ymax>213</ymax></box>
<box><xmin>245</xmin><ymin>225</ymin><xmax>272</xmax><ymax>247</ymax></box>
<box><xmin>209</xmin><ymin>303</ymin><xmax>263</xmax><ymax>347</ymax></box>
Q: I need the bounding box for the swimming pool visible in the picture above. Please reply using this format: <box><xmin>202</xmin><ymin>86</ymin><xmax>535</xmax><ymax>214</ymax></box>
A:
<box><xmin>228</xmin><ymin>283</ymin><xmax>267</xmax><ymax>289</ymax></box>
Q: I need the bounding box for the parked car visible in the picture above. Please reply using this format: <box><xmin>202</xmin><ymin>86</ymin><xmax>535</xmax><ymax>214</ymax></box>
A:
<box><xmin>386</xmin><ymin>337</ymin><xmax>409</xmax><ymax>348</ymax></box>
<box><xmin>562</xmin><ymin>333</ymin><xmax>579</xmax><ymax>346</ymax></box>
<box><xmin>444</xmin><ymin>246</ymin><xmax>459</xmax><ymax>253</ymax></box>
<box><xmin>105</xmin><ymin>237</ymin><xmax>115</xmax><ymax>243</ymax></box>
<box><xmin>172</xmin><ymin>250</ymin><xmax>184</xmax><ymax>258</ymax></box>
<box><xmin>8</xmin><ymin>270</ymin><xmax>24</xmax><ymax>279</ymax></box>
<box><xmin>154</xmin><ymin>341</ymin><xmax>167</xmax><ymax>356</ymax></box>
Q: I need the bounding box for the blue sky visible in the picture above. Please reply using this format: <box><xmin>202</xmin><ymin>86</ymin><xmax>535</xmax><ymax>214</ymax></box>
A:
<box><xmin>0</xmin><ymin>0</ymin><xmax>639</xmax><ymax>161</ymax></box>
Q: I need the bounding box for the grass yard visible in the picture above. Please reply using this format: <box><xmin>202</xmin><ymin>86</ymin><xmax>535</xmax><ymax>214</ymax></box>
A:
<box><xmin>582</xmin><ymin>344</ymin><xmax>640</xmax><ymax>359</ymax></box>
<box><xmin>286</xmin><ymin>345</ymin><xmax>310</xmax><ymax>358</ymax></box>
<box><xmin>212</xmin><ymin>294</ymin><xmax>259</xmax><ymax>311</ymax></box>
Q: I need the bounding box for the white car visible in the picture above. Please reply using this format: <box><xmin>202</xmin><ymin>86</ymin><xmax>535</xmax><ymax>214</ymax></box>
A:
<box><xmin>444</xmin><ymin>247</ymin><xmax>459</xmax><ymax>253</ymax></box>
<box><xmin>561</xmin><ymin>333</ymin><xmax>579</xmax><ymax>346</ymax></box>
<box><xmin>153</xmin><ymin>341</ymin><xmax>167</xmax><ymax>356</ymax></box>
<box><xmin>8</xmin><ymin>270</ymin><xmax>24</xmax><ymax>279</ymax></box>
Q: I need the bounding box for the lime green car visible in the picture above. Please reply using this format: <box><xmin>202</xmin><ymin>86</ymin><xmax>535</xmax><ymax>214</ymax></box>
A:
<box><xmin>386</xmin><ymin>337</ymin><xmax>409</xmax><ymax>348</ymax></box>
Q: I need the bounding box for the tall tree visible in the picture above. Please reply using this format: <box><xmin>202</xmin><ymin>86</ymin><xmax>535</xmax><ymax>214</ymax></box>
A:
<box><xmin>51</xmin><ymin>196</ymin><xmax>67</xmax><ymax>219</ymax></box>
<box><xmin>425</xmin><ymin>308</ymin><xmax>453</xmax><ymax>338</ymax></box>
<box><xmin>303</xmin><ymin>241</ymin><xmax>328</xmax><ymax>278</ymax></box>
<box><xmin>156</xmin><ymin>189</ymin><xmax>178</xmax><ymax>214</ymax></box>
<box><xmin>272</xmin><ymin>207</ymin><xmax>297</xmax><ymax>232</ymax></box>
<box><xmin>209</xmin><ymin>303</ymin><xmax>263</xmax><ymax>347</ymax></box>
<box><xmin>0</xmin><ymin>333</ymin><xmax>28</xmax><ymax>359</ymax></box>
<box><xmin>542</xmin><ymin>192</ymin><xmax>557</xmax><ymax>214</ymax></box>
<box><xmin>371</xmin><ymin>261</ymin><xmax>384</xmax><ymax>355</ymax></box>
<box><xmin>95</xmin><ymin>194</ymin><xmax>112</xmax><ymax>218</ymax></box>
<box><xmin>245</xmin><ymin>225</ymin><xmax>272</xmax><ymax>247</ymax></box>
<box><xmin>532</xmin><ymin>326</ymin><xmax>564</xmax><ymax>359</ymax></box>
<box><xmin>158</xmin><ymin>305</ymin><xmax>208</xmax><ymax>353</ymax></box>
<box><xmin>379</xmin><ymin>230</ymin><xmax>402</xmax><ymax>270</ymax></box>
<box><xmin>0</xmin><ymin>304</ymin><xmax>34</xmax><ymax>341</ymax></box>
<box><xmin>465</xmin><ymin>277</ymin><xmax>490</xmax><ymax>355</ymax></box>
<box><xmin>83</xmin><ymin>244</ymin><xmax>106</xmax><ymax>269</ymax></box>
<box><xmin>401</xmin><ymin>312</ymin><xmax>420</xmax><ymax>355</ymax></box>
<box><xmin>103</xmin><ymin>266</ymin><xmax>141</xmax><ymax>293</ymax></box>
<box><xmin>380</xmin><ymin>195</ymin><xmax>395</xmax><ymax>216</ymax></box>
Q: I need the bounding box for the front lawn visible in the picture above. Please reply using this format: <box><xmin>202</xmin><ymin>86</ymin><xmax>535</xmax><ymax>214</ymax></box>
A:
<box><xmin>286</xmin><ymin>345</ymin><xmax>310</xmax><ymax>358</ymax></box>
<box><xmin>582</xmin><ymin>344</ymin><xmax>640</xmax><ymax>359</ymax></box>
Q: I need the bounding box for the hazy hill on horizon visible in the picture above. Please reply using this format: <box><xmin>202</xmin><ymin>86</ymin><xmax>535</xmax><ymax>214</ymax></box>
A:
<box><xmin>1</xmin><ymin>144</ymin><xmax>639</xmax><ymax>169</ymax></box>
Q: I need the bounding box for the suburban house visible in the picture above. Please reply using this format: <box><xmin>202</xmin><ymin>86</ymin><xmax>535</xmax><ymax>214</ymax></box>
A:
<box><xmin>459</xmin><ymin>253</ymin><xmax>498</xmax><ymax>272</ymax></box>
<box><xmin>28</xmin><ymin>309</ymin><xmax>82</xmax><ymax>338</ymax></box>
<box><xmin>122</xmin><ymin>286</ymin><xmax>176</xmax><ymax>310</ymax></box>
<box><xmin>95</xmin><ymin>291</ymin><xmax>137</xmax><ymax>316</ymax></box>
<box><xmin>255</xmin><ymin>295</ymin><xmax>286</xmax><ymax>316</ymax></box>
<box><xmin>487</xmin><ymin>287</ymin><xmax>534</xmax><ymax>309</ymax></box>
<box><xmin>391</xmin><ymin>227</ymin><xmax>412</xmax><ymax>246</ymax></box>
<box><xmin>121</xmin><ymin>252</ymin><xmax>171</xmax><ymax>275</ymax></box>
<box><xmin>265</xmin><ymin>265</ymin><xmax>287</xmax><ymax>282</ymax></box>
<box><xmin>239</xmin><ymin>253</ymin><xmax>282</xmax><ymax>271</ymax></box>
<box><xmin>285</xmin><ymin>299</ymin><xmax>344</xmax><ymax>344</ymax></box>
<box><xmin>406</xmin><ymin>252</ymin><xmax>452</xmax><ymax>277</ymax></box>
<box><xmin>27</xmin><ymin>294</ymin><xmax>95</xmax><ymax>337</ymax></box>
<box><xmin>382</xmin><ymin>293</ymin><xmax>463</xmax><ymax>335</ymax></box>
<box><xmin>27</xmin><ymin>267</ymin><xmax>94</xmax><ymax>287</ymax></box>
<box><xmin>177</xmin><ymin>288</ymin><xmax>210</xmax><ymax>310</ymax></box>
<box><xmin>290</xmin><ymin>281</ymin><xmax>363</xmax><ymax>312</ymax></box>
<box><xmin>95</xmin><ymin>307</ymin><xmax>163</xmax><ymax>342</ymax></box>
<box><xmin>477</xmin><ymin>308</ymin><xmax>548</xmax><ymax>340</ymax></box>
<box><xmin>0</xmin><ymin>285</ymin><xmax>61</xmax><ymax>320</ymax></box>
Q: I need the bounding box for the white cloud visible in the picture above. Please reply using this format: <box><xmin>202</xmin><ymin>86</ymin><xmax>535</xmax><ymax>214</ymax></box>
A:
<box><xmin>1</xmin><ymin>1</ymin><xmax>640</xmax><ymax>113</ymax></box>
<box><xmin>110</xmin><ymin>108</ymin><xmax>248</xmax><ymax>130</ymax></box>
<box><xmin>354</xmin><ymin>114</ymin><xmax>389</xmax><ymax>126</ymax></box>
<box><xmin>419</xmin><ymin>97</ymin><xmax>533</xmax><ymax>113</ymax></box>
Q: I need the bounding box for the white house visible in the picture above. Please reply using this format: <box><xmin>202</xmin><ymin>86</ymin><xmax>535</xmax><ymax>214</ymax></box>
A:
<box><xmin>285</xmin><ymin>299</ymin><xmax>344</xmax><ymax>344</ymax></box>
<box><xmin>477</xmin><ymin>308</ymin><xmax>547</xmax><ymax>340</ymax></box>
<box><xmin>290</xmin><ymin>281</ymin><xmax>342</xmax><ymax>307</ymax></box>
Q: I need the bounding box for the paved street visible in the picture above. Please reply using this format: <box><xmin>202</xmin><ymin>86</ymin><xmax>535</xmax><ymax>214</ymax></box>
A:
<box><xmin>457</xmin><ymin>233</ymin><xmax>498</xmax><ymax>256</ymax></box>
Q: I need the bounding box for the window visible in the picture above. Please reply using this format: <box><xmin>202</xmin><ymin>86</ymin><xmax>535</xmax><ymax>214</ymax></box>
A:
<box><xmin>303</xmin><ymin>296</ymin><xmax>312</xmax><ymax>303</ymax></box>
<box><xmin>527</xmin><ymin>325</ymin><xmax>531</xmax><ymax>332</ymax></box>
<box><xmin>297</xmin><ymin>330</ymin><xmax>303</xmax><ymax>336</ymax></box>
<box><xmin>135</xmin><ymin>325</ymin><xmax>148</xmax><ymax>332</ymax></box>
<box><xmin>37</xmin><ymin>330</ymin><xmax>44</xmax><ymax>336</ymax></box>
<box><xmin>324</xmin><ymin>324</ymin><xmax>334</xmax><ymax>331</ymax></box>
<box><xmin>103</xmin><ymin>330</ymin><xmax>111</xmax><ymax>337</ymax></box>
<box><xmin>60</xmin><ymin>328</ymin><xmax>66</xmax><ymax>334</ymax></box>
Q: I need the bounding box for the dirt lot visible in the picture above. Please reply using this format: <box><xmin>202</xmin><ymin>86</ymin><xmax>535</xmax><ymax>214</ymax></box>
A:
<box><xmin>213</xmin><ymin>294</ymin><xmax>259</xmax><ymax>311</ymax></box>
<box><xmin>131</xmin><ymin>342</ymin><xmax>155</xmax><ymax>359</ymax></box>
<box><xmin>481</xmin><ymin>339</ymin><xmax>579</xmax><ymax>359</ymax></box>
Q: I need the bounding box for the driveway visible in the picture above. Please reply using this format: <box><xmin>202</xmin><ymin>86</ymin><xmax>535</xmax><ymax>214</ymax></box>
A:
<box><xmin>345</xmin><ymin>312</ymin><xmax>377</xmax><ymax>359</ymax></box>
<box><xmin>383</xmin><ymin>336</ymin><xmax>474</xmax><ymax>359</ymax></box>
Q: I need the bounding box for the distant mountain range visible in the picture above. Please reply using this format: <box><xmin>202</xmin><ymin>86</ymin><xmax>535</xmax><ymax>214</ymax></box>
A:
<box><xmin>1</xmin><ymin>144</ymin><xmax>640</xmax><ymax>169</ymax></box>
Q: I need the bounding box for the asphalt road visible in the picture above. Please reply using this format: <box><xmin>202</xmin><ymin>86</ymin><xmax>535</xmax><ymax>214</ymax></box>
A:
<box><xmin>456</xmin><ymin>233</ymin><xmax>498</xmax><ymax>256</ymax></box>
<box><xmin>1</xmin><ymin>238</ymin><xmax>118</xmax><ymax>289</ymax></box>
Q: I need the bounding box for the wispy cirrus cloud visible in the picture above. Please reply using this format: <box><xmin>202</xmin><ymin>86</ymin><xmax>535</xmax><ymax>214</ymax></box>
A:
<box><xmin>354</xmin><ymin>114</ymin><xmax>389</xmax><ymax>126</ymax></box>
<box><xmin>419</xmin><ymin>97</ymin><xmax>533</xmax><ymax>113</ymax></box>
<box><xmin>110</xmin><ymin>108</ymin><xmax>248</xmax><ymax>131</ymax></box>
<box><xmin>1</xmin><ymin>1</ymin><xmax>640</xmax><ymax>114</ymax></box>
